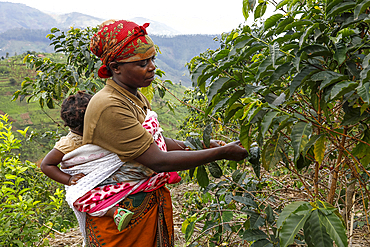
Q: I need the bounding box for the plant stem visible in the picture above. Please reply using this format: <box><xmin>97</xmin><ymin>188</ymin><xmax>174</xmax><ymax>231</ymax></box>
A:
<box><xmin>328</xmin><ymin>128</ymin><xmax>346</xmax><ymax>204</ymax></box>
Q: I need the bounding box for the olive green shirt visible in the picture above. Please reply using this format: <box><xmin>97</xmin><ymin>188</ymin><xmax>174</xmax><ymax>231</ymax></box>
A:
<box><xmin>83</xmin><ymin>79</ymin><xmax>154</xmax><ymax>162</ymax></box>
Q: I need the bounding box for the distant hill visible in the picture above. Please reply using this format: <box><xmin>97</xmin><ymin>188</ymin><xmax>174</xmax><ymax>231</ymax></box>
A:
<box><xmin>0</xmin><ymin>2</ymin><xmax>221</xmax><ymax>87</ymax></box>
<box><xmin>0</xmin><ymin>2</ymin><xmax>181</xmax><ymax>35</ymax></box>
<box><xmin>0</xmin><ymin>2</ymin><xmax>57</xmax><ymax>33</ymax></box>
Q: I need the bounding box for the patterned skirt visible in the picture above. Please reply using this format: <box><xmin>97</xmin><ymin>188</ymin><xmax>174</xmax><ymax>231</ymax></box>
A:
<box><xmin>85</xmin><ymin>186</ymin><xmax>174</xmax><ymax>247</ymax></box>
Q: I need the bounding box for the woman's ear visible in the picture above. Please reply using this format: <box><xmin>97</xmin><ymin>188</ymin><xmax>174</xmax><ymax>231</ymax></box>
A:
<box><xmin>108</xmin><ymin>62</ymin><xmax>120</xmax><ymax>74</ymax></box>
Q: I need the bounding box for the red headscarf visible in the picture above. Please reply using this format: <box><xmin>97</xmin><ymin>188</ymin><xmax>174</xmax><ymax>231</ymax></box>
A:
<box><xmin>90</xmin><ymin>20</ymin><xmax>156</xmax><ymax>78</ymax></box>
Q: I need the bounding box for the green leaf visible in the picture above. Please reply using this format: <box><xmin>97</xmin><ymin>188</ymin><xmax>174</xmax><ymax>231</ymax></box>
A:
<box><xmin>299</xmin><ymin>23</ymin><xmax>319</xmax><ymax>47</ymax></box>
<box><xmin>284</xmin><ymin>20</ymin><xmax>313</xmax><ymax>32</ymax></box>
<box><xmin>233</xmin><ymin>195</ymin><xmax>258</xmax><ymax>208</ymax></box>
<box><xmin>327</xmin><ymin>2</ymin><xmax>356</xmax><ymax>18</ymax></box>
<box><xmin>208</xmin><ymin>77</ymin><xmax>231</xmax><ymax>104</ymax></box>
<box><xmin>254</xmin><ymin>2</ymin><xmax>267</xmax><ymax>19</ymax></box>
<box><xmin>239</xmin><ymin>44</ymin><xmax>267</xmax><ymax>61</ymax></box>
<box><xmin>357</xmin><ymin>81</ymin><xmax>370</xmax><ymax>104</ymax></box>
<box><xmin>185</xmin><ymin>221</ymin><xmax>195</xmax><ymax>241</ymax></box>
<box><xmin>290</xmin><ymin>66</ymin><xmax>318</xmax><ymax>97</ymax></box>
<box><xmin>354</xmin><ymin>0</ymin><xmax>370</xmax><ymax>19</ymax></box>
<box><xmin>208</xmin><ymin>162</ymin><xmax>223</xmax><ymax>178</ymax></box>
<box><xmin>360</xmin><ymin>66</ymin><xmax>370</xmax><ymax>82</ymax></box>
<box><xmin>249</xmin><ymin>145</ymin><xmax>261</xmax><ymax>178</ymax></box>
<box><xmin>256</xmin><ymin>56</ymin><xmax>272</xmax><ymax>80</ymax></box>
<box><xmin>266</xmin><ymin>205</ymin><xmax>275</xmax><ymax>224</ymax></box>
<box><xmin>203</xmin><ymin>123</ymin><xmax>212</xmax><ymax>148</ymax></box>
<box><xmin>352</xmin><ymin>129</ymin><xmax>370</xmax><ymax>166</ymax></box>
<box><xmin>338</xmin><ymin>28</ymin><xmax>356</xmax><ymax>38</ymax></box>
<box><xmin>250</xmin><ymin>211</ymin><xmax>266</xmax><ymax>229</ymax></box>
<box><xmin>326</xmin><ymin>0</ymin><xmax>343</xmax><ymax>15</ymax></box>
<box><xmin>330</xmin><ymin>80</ymin><xmax>358</xmax><ymax>100</ymax></box>
<box><xmin>269</xmin><ymin>62</ymin><xmax>291</xmax><ymax>84</ymax></box>
<box><xmin>222</xmin><ymin>211</ymin><xmax>234</xmax><ymax>222</ymax></box>
<box><xmin>261</xmin><ymin>111</ymin><xmax>279</xmax><ymax>138</ymax></box>
<box><xmin>303</xmin><ymin>134</ymin><xmax>322</xmax><ymax>155</ymax></box>
<box><xmin>243</xmin><ymin>229</ymin><xmax>268</xmax><ymax>241</ymax></box>
<box><xmin>212</xmin><ymin>49</ymin><xmax>230</xmax><ymax>61</ymax></box>
<box><xmin>334</xmin><ymin>43</ymin><xmax>347</xmax><ymax>65</ymax></box>
<box><xmin>251</xmin><ymin>240</ymin><xmax>273</xmax><ymax>247</ymax></box>
<box><xmin>264</xmin><ymin>14</ymin><xmax>284</xmax><ymax>30</ymax></box>
<box><xmin>277</xmin><ymin>201</ymin><xmax>308</xmax><ymax>229</ymax></box>
<box><xmin>318</xmin><ymin>210</ymin><xmax>347</xmax><ymax>247</ymax></box>
<box><xmin>242</xmin><ymin>0</ymin><xmax>253</xmax><ymax>20</ymax></box>
<box><xmin>262</xmin><ymin>134</ymin><xmax>283</xmax><ymax>170</ymax></box>
<box><xmin>140</xmin><ymin>84</ymin><xmax>154</xmax><ymax>103</ymax></box>
<box><xmin>314</xmin><ymin>135</ymin><xmax>326</xmax><ymax>165</ymax></box>
<box><xmin>240</xmin><ymin>124</ymin><xmax>251</xmax><ymax>151</ymax></box>
<box><xmin>300</xmin><ymin>44</ymin><xmax>332</xmax><ymax>58</ymax></box>
<box><xmin>196</xmin><ymin>165</ymin><xmax>209</xmax><ymax>188</ymax></box>
<box><xmin>276</xmin><ymin>0</ymin><xmax>290</xmax><ymax>9</ymax></box>
<box><xmin>291</xmin><ymin>121</ymin><xmax>312</xmax><ymax>161</ymax></box>
<box><xmin>311</xmin><ymin>70</ymin><xmax>348</xmax><ymax>89</ymax></box>
<box><xmin>270</xmin><ymin>42</ymin><xmax>279</xmax><ymax>68</ymax></box>
<box><xmin>304</xmin><ymin>210</ymin><xmax>333</xmax><ymax>247</ymax></box>
<box><xmin>342</xmin><ymin>103</ymin><xmax>370</xmax><ymax>125</ymax></box>
<box><xmin>275</xmin><ymin>17</ymin><xmax>294</xmax><ymax>35</ymax></box>
<box><xmin>362</xmin><ymin>53</ymin><xmax>370</xmax><ymax>69</ymax></box>
<box><xmin>279</xmin><ymin>212</ymin><xmax>310</xmax><ymax>247</ymax></box>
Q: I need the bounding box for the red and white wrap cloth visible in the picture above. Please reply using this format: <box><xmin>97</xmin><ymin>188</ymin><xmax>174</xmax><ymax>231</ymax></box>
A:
<box><xmin>60</xmin><ymin>109</ymin><xmax>181</xmax><ymax>244</ymax></box>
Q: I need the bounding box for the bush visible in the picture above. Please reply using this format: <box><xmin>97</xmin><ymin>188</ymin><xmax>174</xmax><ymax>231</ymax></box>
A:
<box><xmin>0</xmin><ymin>114</ymin><xmax>75</xmax><ymax>246</ymax></box>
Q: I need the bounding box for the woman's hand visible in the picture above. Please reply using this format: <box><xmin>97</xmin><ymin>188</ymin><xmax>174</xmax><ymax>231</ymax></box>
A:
<box><xmin>221</xmin><ymin>141</ymin><xmax>248</xmax><ymax>161</ymax></box>
<box><xmin>68</xmin><ymin>173</ymin><xmax>85</xmax><ymax>186</ymax></box>
<box><xmin>208</xmin><ymin>140</ymin><xmax>226</xmax><ymax>148</ymax></box>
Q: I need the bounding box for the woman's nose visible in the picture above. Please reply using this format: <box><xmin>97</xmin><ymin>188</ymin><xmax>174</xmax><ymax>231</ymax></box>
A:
<box><xmin>148</xmin><ymin>59</ymin><xmax>155</xmax><ymax>71</ymax></box>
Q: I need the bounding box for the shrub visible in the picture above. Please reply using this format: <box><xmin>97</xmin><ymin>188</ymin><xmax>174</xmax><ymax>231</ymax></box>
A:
<box><xmin>0</xmin><ymin>114</ymin><xmax>74</xmax><ymax>246</ymax></box>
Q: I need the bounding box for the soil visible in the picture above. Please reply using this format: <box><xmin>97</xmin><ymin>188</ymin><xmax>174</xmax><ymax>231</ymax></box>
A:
<box><xmin>47</xmin><ymin>182</ymin><xmax>370</xmax><ymax>247</ymax></box>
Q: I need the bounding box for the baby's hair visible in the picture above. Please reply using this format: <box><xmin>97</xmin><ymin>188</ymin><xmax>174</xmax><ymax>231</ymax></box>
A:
<box><xmin>60</xmin><ymin>91</ymin><xmax>92</xmax><ymax>134</ymax></box>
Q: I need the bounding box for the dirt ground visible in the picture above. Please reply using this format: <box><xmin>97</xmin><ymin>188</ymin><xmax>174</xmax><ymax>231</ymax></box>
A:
<box><xmin>47</xmin><ymin>182</ymin><xmax>370</xmax><ymax>247</ymax></box>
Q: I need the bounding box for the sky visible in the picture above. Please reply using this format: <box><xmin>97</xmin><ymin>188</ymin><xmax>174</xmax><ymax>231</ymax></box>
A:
<box><xmin>4</xmin><ymin>0</ymin><xmax>248</xmax><ymax>34</ymax></box>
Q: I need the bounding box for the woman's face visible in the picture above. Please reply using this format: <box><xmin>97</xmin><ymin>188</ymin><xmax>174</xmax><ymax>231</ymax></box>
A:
<box><xmin>111</xmin><ymin>56</ymin><xmax>156</xmax><ymax>95</ymax></box>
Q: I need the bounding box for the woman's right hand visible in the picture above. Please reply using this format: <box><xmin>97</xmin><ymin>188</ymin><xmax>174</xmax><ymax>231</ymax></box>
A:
<box><xmin>222</xmin><ymin>141</ymin><xmax>248</xmax><ymax>161</ymax></box>
<box><xmin>68</xmin><ymin>173</ymin><xmax>85</xmax><ymax>186</ymax></box>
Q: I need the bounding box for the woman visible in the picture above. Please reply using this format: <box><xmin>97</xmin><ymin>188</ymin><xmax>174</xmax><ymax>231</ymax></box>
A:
<box><xmin>82</xmin><ymin>19</ymin><xmax>248</xmax><ymax>246</ymax></box>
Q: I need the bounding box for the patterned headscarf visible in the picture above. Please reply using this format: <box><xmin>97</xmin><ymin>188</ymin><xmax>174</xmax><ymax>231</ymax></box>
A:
<box><xmin>90</xmin><ymin>19</ymin><xmax>156</xmax><ymax>78</ymax></box>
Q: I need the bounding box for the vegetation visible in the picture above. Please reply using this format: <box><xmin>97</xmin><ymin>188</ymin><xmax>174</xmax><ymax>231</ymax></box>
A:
<box><xmin>1</xmin><ymin>0</ymin><xmax>370</xmax><ymax>246</ymax></box>
<box><xmin>178</xmin><ymin>0</ymin><xmax>370</xmax><ymax>246</ymax></box>
<box><xmin>0</xmin><ymin>114</ymin><xmax>73</xmax><ymax>246</ymax></box>
<box><xmin>0</xmin><ymin>28</ymin><xmax>219</xmax><ymax>87</ymax></box>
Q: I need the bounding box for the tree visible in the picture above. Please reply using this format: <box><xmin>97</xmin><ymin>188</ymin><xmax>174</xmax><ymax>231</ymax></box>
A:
<box><xmin>183</xmin><ymin>0</ymin><xmax>370</xmax><ymax>246</ymax></box>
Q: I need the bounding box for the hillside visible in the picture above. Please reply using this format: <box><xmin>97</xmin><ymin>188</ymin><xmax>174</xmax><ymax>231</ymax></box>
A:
<box><xmin>0</xmin><ymin>54</ymin><xmax>190</xmax><ymax>161</ymax></box>
<box><xmin>0</xmin><ymin>30</ymin><xmax>219</xmax><ymax>87</ymax></box>
<box><xmin>0</xmin><ymin>2</ymin><xmax>221</xmax><ymax>87</ymax></box>
<box><xmin>0</xmin><ymin>2</ymin><xmax>57</xmax><ymax>33</ymax></box>
<box><xmin>0</xmin><ymin>2</ymin><xmax>181</xmax><ymax>35</ymax></box>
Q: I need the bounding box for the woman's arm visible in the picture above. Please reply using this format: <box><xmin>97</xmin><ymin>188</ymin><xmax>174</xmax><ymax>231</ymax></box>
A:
<box><xmin>164</xmin><ymin>137</ymin><xmax>226</xmax><ymax>151</ymax></box>
<box><xmin>135</xmin><ymin>140</ymin><xmax>248</xmax><ymax>172</ymax></box>
<box><xmin>164</xmin><ymin>137</ymin><xmax>187</xmax><ymax>151</ymax></box>
<box><xmin>40</xmin><ymin>149</ymin><xmax>84</xmax><ymax>186</ymax></box>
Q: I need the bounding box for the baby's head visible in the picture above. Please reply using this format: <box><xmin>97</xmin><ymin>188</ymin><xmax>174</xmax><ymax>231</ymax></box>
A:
<box><xmin>60</xmin><ymin>91</ymin><xmax>92</xmax><ymax>135</ymax></box>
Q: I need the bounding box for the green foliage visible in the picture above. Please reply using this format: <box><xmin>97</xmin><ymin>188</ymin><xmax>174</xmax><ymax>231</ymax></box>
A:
<box><xmin>0</xmin><ymin>114</ymin><xmax>74</xmax><ymax>246</ymax></box>
<box><xmin>13</xmin><ymin>26</ymin><xmax>105</xmax><ymax>108</ymax></box>
<box><xmin>182</xmin><ymin>0</ymin><xmax>370</xmax><ymax>245</ymax></box>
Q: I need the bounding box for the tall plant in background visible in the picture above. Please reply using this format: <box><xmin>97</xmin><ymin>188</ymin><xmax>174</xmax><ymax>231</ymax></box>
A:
<box><xmin>183</xmin><ymin>0</ymin><xmax>370</xmax><ymax>246</ymax></box>
<box><xmin>0</xmin><ymin>114</ymin><xmax>71</xmax><ymax>246</ymax></box>
<box><xmin>13</xmin><ymin>26</ymin><xmax>103</xmax><ymax>108</ymax></box>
